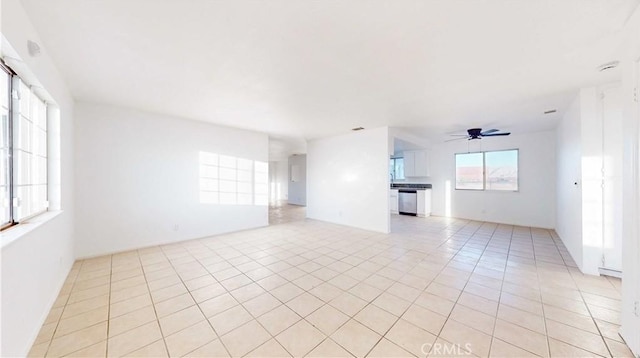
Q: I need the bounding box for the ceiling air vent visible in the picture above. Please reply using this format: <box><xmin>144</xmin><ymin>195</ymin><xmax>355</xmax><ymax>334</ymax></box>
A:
<box><xmin>352</xmin><ymin>127</ymin><xmax>365</xmax><ymax>131</ymax></box>
<box><xmin>597</xmin><ymin>61</ymin><xmax>620</xmax><ymax>72</ymax></box>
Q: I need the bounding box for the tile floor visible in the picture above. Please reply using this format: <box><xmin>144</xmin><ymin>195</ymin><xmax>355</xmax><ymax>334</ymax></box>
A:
<box><xmin>28</xmin><ymin>209</ymin><xmax>634</xmax><ymax>357</ymax></box>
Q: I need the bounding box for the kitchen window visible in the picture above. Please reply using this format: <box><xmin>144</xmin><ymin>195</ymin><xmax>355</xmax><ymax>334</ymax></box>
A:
<box><xmin>1</xmin><ymin>60</ymin><xmax>49</xmax><ymax>230</ymax></box>
<box><xmin>390</xmin><ymin>157</ymin><xmax>405</xmax><ymax>181</ymax></box>
<box><xmin>455</xmin><ymin>149</ymin><xmax>518</xmax><ymax>191</ymax></box>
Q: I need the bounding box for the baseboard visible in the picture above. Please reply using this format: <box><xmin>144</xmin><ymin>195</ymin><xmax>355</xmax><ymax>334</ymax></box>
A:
<box><xmin>598</xmin><ymin>267</ymin><xmax>623</xmax><ymax>278</ymax></box>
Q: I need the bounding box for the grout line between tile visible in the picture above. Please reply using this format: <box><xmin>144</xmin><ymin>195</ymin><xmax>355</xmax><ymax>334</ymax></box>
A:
<box><xmin>27</xmin><ymin>211</ymin><xmax>631</xmax><ymax>358</ymax></box>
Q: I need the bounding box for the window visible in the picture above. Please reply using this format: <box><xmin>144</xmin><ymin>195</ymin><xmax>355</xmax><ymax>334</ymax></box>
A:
<box><xmin>390</xmin><ymin>157</ymin><xmax>405</xmax><ymax>181</ymax></box>
<box><xmin>254</xmin><ymin>161</ymin><xmax>268</xmax><ymax>205</ymax></box>
<box><xmin>455</xmin><ymin>152</ymin><xmax>483</xmax><ymax>190</ymax></box>
<box><xmin>199</xmin><ymin>151</ymin><xmax>268</xmax><ymax>205</ymax></box>
<box><xmin>485</xmin><ymin>150</ymin><xmax>518</xmax><ymax>190</ymax></box>
<box><xmin>1</xmin><ymin>61</ymin><xmax>48</xmax><ymax>230</ymax></box>
<box><xmin>1</xmin><ymin>66</ymin><xmax>10</xmax><ymax>228</ymax></box>
<box><xmin>455</xmin><ymin>149</ymin><xmax>518</xmax><ymax>191</ymax></box>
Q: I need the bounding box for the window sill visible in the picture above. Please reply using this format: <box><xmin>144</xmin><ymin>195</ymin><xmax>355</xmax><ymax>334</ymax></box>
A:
<box><xmin>0</xmin><ymin>210</ymin><xmax>64</xmax><ymax>249</ymax></box>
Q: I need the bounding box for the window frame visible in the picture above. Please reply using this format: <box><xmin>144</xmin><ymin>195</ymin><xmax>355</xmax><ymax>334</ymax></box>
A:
<box><xmin>0</xmin><ymin>59</ymin><xmax>49</xmax><ymax>231</ymax></box>
<box><xmin>454</xmin><ymin>149</ymin><xmax>519</xmax><ymax>192</ymax></box>
<box><xmin>390</xmin><ymin>157</ymin><xmax>405</xmax><ymax>181</ymax></box>
<box><xmin>454</xmin><ymin>151</ymin><xmax>485</xmax><ymax>191</ymax></box>
<box><xmin>1</xmin><ymin>61</ymin><xmax>15</xmax><ymax>230</ymax></box>
<box><xmin>484</xmin><ymin>148</ymin><xmax>519</xmax><ymax>192</ymax></box>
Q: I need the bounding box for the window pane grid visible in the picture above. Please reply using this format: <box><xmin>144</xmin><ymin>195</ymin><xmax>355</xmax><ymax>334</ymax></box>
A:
<box><xmin>12</xmin><ymin>78</ymin><xmax>48</xmax><ymax>222</ymax></box>
<box><xmin>13</xmin><ymin>147</ymin><xmax>47</xmax><ymax>157</ymax></box>
<box><xmin>455</xmin><ymin>150</ymin><xmax>518</xmax><ymax>191</ymax></box>
<box><xmin>237</xmin><ymin>169</ymin><xmax>252</xmax><ymax>183</ymax></box>
<box><xmin>485</xmin><ymin>150</ymin><xmax>519</xmax><ymax>191</ymax></box>
<box><xmin>254</xmin><ymin>161</ymin><xmax>268</xmax><ymax>206</ymax></box>
<box><xmin>199</xmin><ymin>151</ymin><xmax>268</xmax><ymax>206</ymax></box>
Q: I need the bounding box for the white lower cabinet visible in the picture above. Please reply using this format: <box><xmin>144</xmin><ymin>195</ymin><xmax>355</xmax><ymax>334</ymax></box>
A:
<box><xmin>390</xmin><ymin>189</ymin><xmax>399</xmax><ymax>214</ymax></box>
<box><xmin>417</xmin><ymin>189</ymin><xmax>432</xmax><ymax>217</ymax></box>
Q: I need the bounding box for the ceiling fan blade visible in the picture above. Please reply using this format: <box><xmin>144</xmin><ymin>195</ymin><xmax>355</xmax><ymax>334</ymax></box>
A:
<box><xmin>482</xmin><ymin>132</ymin><xmax>510</xmax><ymax>137</ymax></box>
<box><xmin>449</xmin><ymin>134</ymin><xmax>469</xmax><ymax>137</ymax></box>
<box><xmin>445</xmin><ymin>137</ymin><xmax>468</xmax><ymax>142</ymax></box>
<box><xmin>481</xmin><ymin>129</ymin><xmax>499</xmax><ymax>135</ymax></box>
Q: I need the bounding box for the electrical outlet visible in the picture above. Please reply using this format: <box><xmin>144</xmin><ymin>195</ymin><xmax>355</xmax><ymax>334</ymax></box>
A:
<box><xmin>173</xmin><ymin>224</ymin><xmax>179</xmax><ymax>231</ymax></box>
<box><xmin>634</xmin><ymin>301</ymin><xmax>639</xmax><ymax>317</ymax></box>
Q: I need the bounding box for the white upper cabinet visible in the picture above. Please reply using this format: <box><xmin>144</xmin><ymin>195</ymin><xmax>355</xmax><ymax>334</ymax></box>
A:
<box><xmin>404</xmin><ymin>151</ymin><xmax>416</xmax><ymax>177</ymax></box>
<box><xmin>414</xmin><ymin>150</ymin><xmax>429</xmax><ymax>177</ymax></box>
<box><xmin>403</xmin><ymin>150</ymin><xmax>429</xmax><ymax>177</ymax></box>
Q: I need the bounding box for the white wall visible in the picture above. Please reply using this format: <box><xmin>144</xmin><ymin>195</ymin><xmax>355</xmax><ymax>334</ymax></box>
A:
<box><xmin>1</xmin><ymin>0</ymin><xmax>76</xmax><ymax>356</ymax></box>
<box><xmin>288</xmin><ymin>154</ymin><xmax>306</xmax><ymax>206</ymax></box>
<box><xmin>307</xmin><ymin>127</ymin><xmax>390</xmax><ymax>233</ymax></box>
<box><xmin>74</xmin><ymin>103</ymin><xmax>269</xmax><ymax>258</ymax></box>
<box><xmin>619</xmin><ymin>4</ymin><xmax>640</xmax><ymax>355</ymax></box>
<box><xmin>555</xmin><ymin>85</ymin><xmax>624</xmax><ymax>275</ymax></box>
<box><xmin>269</xmin><ymin>159</ymin><xmax>288</xmax><ymax>202</ymax></box>
<box><xmin>430</xmin><ymin>130</ymin><xmax>556</xmax><ymax>228</ymax></box>
<box><xmin>579</xmin><ymin>87</ymin><xmax>605</xmax><ymax>274</ymax></box>
<box><xmin>601</xmin><ymin>85</ymin><xmax>625</xmax><ymax>272</ymax></box>
<box><xmin>556</xmin><ymin>95</ymin><xmax>583</xmax><ymax>269</ymax></box>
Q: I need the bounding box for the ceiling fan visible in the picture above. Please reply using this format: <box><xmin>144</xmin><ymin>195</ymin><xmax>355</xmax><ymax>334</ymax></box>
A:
<box><xmin>446</xmin><ymin>128</ymin><xmax>511</xmax><ymax>141</ymax></box>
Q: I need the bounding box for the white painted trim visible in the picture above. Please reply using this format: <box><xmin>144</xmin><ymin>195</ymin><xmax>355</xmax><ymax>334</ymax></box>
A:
<box><xmin>598</xmin><ymin>267</ymin><xmax>622</xmax><ymax>278</ymax></box>
<box><xmin>0</xmin><ymin>210</ymin><xmax>64</xmax><ymax>248</ymax></box>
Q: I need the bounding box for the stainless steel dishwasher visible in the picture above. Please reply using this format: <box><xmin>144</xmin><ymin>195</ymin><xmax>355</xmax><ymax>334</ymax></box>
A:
<box><xmin>398</xmin><ymin>189</ymin><xmax>417</xmax><ymax>215</ymax></box>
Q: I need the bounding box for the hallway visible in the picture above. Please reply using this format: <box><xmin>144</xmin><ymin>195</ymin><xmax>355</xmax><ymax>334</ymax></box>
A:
<box><xmin>269</xmin><ymin>202</ymin><xmax>306</xmax><ymax>225</ymax></box>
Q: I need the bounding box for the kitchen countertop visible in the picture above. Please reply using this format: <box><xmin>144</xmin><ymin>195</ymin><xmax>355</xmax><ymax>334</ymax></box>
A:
<box><xmin>390</xmin><ymin>183</ymin><xmax>432</xmax><ymax>190</ymax></box>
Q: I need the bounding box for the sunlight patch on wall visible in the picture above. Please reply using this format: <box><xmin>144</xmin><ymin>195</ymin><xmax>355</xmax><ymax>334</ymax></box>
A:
<box><xmin>445</xmin><ymin>180</ymin><xmax>452</xmax><ymax>217</ymax></box>
<box><xmin>581</xmin><ymin>155</ymin><xmax>603</xmax><ymax>250</ymax></box>
<box><xmin>199</xmin><ymin>151</ymin><xmax>268</xmax><ymax>205</ymax></box>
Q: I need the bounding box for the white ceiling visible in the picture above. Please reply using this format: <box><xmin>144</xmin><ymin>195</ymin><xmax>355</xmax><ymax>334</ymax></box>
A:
<box><xmin>20</xmin><ymin>0</ymin><xmax>637</xmax><ymax>146</ymax></box>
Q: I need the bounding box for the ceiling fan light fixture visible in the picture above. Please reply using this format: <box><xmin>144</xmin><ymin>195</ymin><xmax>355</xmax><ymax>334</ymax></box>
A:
<box><xmin>446</xmin><ymin>127</ymin><xmax>511</xmax><ymax>142</ymax></box>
